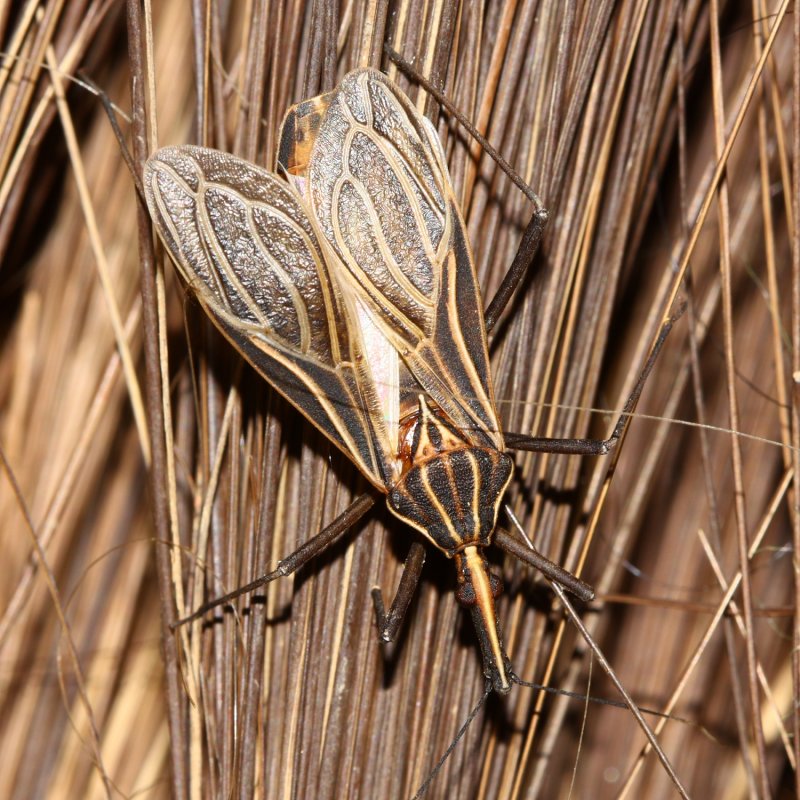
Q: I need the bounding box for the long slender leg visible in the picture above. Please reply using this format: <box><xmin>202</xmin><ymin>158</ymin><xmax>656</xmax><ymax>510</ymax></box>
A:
<box><xmin>493</xmin><ymin>529</ymin><xmax>594</xmax><ymax>602</ymax></box>
<box><xmin>484</xmin><ymin>207</ymin><xmax>549</xmax><ymax>332</ymax></box>
<box><xmin>385</xmin><ymin>46</ymin><xmax>544</xmax><ymax>207</ymax></box>
<box><xmin>79</xmin><ymin>73</ymin><xmax>145</xmax><ymax>196</ymax></box>
<box><xmin>371</xmin><ymin>541</ymin><xmax>426</xmax><ymax>643</ymax></box>
<box><xmin>505</xmin><ymin>306</ymin><xmax>684</xmax><ymax>455</ymax></box>
<box><xmin>173</xmin><ymin>492</ymin><xmax>376</xmax><ymax>628</ymax></box>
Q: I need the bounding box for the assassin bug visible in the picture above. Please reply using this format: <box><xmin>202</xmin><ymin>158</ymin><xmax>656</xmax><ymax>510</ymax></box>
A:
<box><xmin>144</xmin><ymin>66</ymin><xmax>684</xmax><ymax>793</ymax></box>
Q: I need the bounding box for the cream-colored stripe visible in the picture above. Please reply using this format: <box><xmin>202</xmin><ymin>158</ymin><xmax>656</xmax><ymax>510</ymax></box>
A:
<box><xmin>337</xmin><ymin>78</ymin><xmax>444</xmax><ymax>280</ymax></box>
<box><xmin>418</xmin><ymin>459</ymin><xmax>460</xmax><ymax>547</ymax></box>
<box><xmin>464</xmin><ymin>546</ymin><xmax>509</xmax><ymax>691</ymax></box>
<box><xmin>469</xmin><ymin>451</ymin><xmax>480</xmax><ymax>525</ymax></box>
<box><xmin>336</xmin><ymin>171</ymin><xmax>432</xmax><ymax>307</ymax></box>
<box><xmin>359</xmin><ymin>73</ymin><xmax>446</xmax><ymax>223</ymax></box>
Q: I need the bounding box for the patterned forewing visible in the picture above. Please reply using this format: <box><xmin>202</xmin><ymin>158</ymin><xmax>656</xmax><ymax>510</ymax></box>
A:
<box><xmin>145</xmin><ymin>146</ymin><xmax>342</xmax><ymax>358</ymax></box>
<box><xmin>299</xmin><ymin>70</ymin><xmax>503</xmax><ymax>448</ymax></box>
<box><xmin>143</xmin><ymin>145</ymin><xmax>396</xmax><ymax>488</ymax></box>
<box><xmin>304</xmin><ymin>70</ymin><xmax>446</xmax><ymax>340</ymax></box>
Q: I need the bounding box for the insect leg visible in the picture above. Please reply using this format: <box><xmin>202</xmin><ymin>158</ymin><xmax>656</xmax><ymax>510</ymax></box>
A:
<box><xmin>173</xmin><ymin>492</ymin><xmax>376</xmax><ymax>628</ymax></box>
<box><xmin>504</xmin><ymin>305</ymin><xmax>684</xmax><ymax>456</ymax></box>
<box><xmin>484</xmin><ymin>207</ymin><xmax>549</xmax><ymax>332</ymax></box>
<box><xmin>371</xmin><ymin>541</ymin><xmax>426</xmax><ymax>643</ymax></box>
<box><xmin>493</xmin><ymin>529</ymin><xmax>594</xmax><ymax>602</ymax></box>
<box><xmin>78</xmin><ymin>72</ymin><xmax>144</xmax><ymax>197</ymax></box>
<box><xmin>385</xmin><ymin>46</ymin><xmax>543</xmax><ymax>204</ymax></box>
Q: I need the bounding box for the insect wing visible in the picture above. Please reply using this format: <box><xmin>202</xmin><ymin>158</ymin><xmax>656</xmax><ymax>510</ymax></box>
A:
<box><xmin>281</xmin><ymin>69</ymin><xmax>504</xmax><ymax>449</ymax></box>
<box><xmin>279</xmin><ymin>90</ymin><xmax>409</xmax><ymax>447</ymax></box>
<box><xmin>143</xmin><ymin>145</ymin><xmax>398</xmax><ymax>489</ymax></box>
<box><xmin>277</xmin><ymin>90</ymin><xmax>335</xmax><ymax>185</ymax></box>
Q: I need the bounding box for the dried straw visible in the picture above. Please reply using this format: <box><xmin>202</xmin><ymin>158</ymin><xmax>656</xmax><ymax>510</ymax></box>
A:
<box><xmin>0</xmin><ymin>1</ymin><xmax>795</xmax><ymax>798</ymax></box>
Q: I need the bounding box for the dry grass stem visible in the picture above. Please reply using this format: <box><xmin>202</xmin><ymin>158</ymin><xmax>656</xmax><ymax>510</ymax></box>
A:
<box><xmin>0</xmin><ymin>1</ymin><xmax>796</xmax><ymax>798</ymax></box>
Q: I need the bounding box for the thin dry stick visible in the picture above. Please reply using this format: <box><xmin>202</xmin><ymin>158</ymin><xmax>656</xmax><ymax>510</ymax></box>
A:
<box><xmin>0</xmin><ymin>445</ymin><xmax>113</xmax><ymax>799</ymax></box>
<box><xmin>0</xmin><ymin>302</ymin><xmax>141</xmax><ymax>649</ymax></box>
<box><xmin>753</xmin><ymin>0</ymin><xmax>792</xmax><ymax>468</ymax></box>
<box><xmin>124</xmin><ymin>2</ymin><xmax>187</xmax><ymax>798</ymax></box>
<box><xmin>47</xmin><ymin>46</ymin><xmax>151</xmax><ymax>467</ymax></box>
<box><xmin>708</xmin><ymin>3</ymin><xmax>769</xmax><ymax>793</ymax></box>
<box><xmin>662</xmin><ymin>0</ymin><xmax>791</xmax><ymax>312</ymax></box>
<box><xmin>696</xmin><ymin>528</ymin><xmax>795</xmax><ymax>768</ymax></box>
<box><xmin>680</xmin><ymin>3</ymin><xmax>755</xmax><ymax>788</ymax></box>
<box><xmin>616</xmin><ymin>467</ymin><xmax>794</xmax><ymax>798</ymax></box>
<box><xmin>792</xmin><ymin>0</ymin><xmax>800</xmax><ymax>790</ymax></box>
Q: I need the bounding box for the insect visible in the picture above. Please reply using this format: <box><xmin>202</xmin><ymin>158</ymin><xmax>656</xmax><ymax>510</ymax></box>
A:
<box><xmin>143</xmin><ymin>65</ymin><xmax>681</xmax><ymax>773</ymax></box>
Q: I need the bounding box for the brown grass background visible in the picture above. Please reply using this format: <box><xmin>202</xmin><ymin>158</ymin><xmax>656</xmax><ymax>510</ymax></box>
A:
<box><xmin>0</xmin><ymin>1</ymin><xmax>796</xmax><ymax>798</ymax></box>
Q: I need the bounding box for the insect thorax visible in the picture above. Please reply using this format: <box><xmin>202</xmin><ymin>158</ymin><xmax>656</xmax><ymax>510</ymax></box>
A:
<box><xmin>387</xmin><ymin>397</ymin><xmax>514</xmax><ymax>556</ymax></box>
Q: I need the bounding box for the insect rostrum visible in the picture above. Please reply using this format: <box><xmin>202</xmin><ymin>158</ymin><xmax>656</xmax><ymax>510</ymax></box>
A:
<box><xmin>144</xmin><ymin>68</ymin><xmax>638</xmax><ymax>696</ymax></box>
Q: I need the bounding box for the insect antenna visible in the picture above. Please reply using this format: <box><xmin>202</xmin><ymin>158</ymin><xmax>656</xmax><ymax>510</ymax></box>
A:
<box><xmin>410</xmin><ymin>682</ymin><xmax>493</xmax><ymax>800</ymax></box>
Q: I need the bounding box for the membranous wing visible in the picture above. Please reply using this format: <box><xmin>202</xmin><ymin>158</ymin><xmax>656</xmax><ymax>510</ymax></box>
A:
<box><xmin>279</xmin><ymin>69</ymin><xmax>504</xmax><ymax>450</ymax></box>
<box><xmin>144</xmin><ymin>146</ymin><xmax>399</xmax><ymax>489</ymax></box>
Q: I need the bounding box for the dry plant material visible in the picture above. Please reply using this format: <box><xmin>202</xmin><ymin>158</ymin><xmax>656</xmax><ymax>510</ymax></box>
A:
<box><xmin>0</xmin><ymin>1</ymin><xmax>796</xmax><ymax>799</ymax></box>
